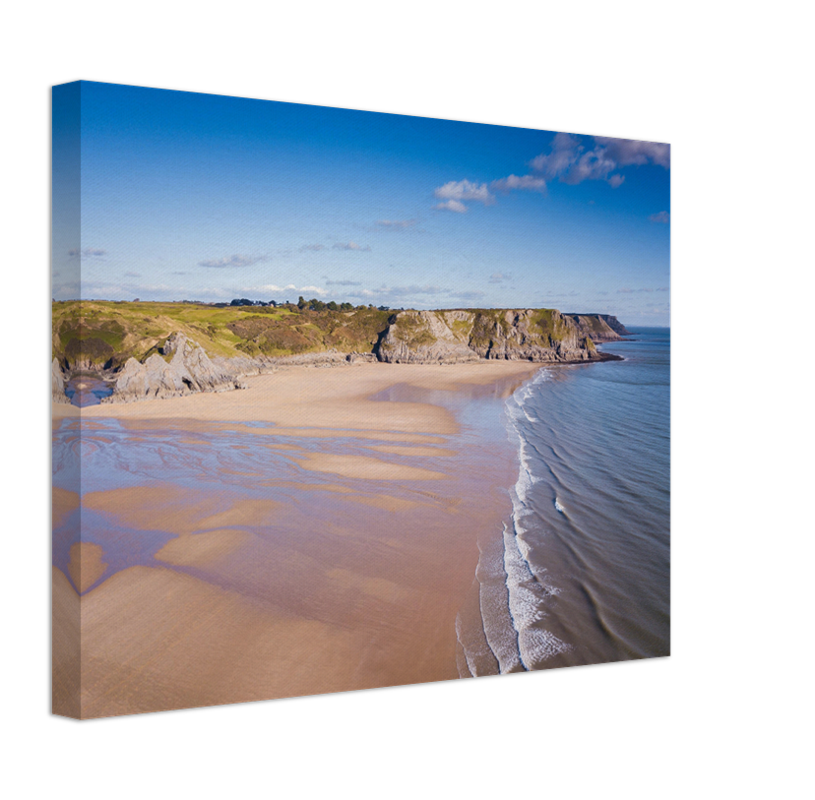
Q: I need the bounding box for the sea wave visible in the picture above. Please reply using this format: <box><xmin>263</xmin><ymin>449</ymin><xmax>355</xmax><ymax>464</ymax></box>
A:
<box><xmin>457</xmin><ymin>368</ymin><xmax>570</xmax><ymax>676</ymax></box>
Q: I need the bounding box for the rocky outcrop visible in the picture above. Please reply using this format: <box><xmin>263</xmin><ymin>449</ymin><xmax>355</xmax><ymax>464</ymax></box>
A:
<box><xmin>52</xmin><ymin>358</ymin><xmax>70</xmax><ymax>404</ymax></box>
<box><xmin>377</xmin><ymin>310</ymin><xmax>480</xmax><ymax>364</ymax></box>
<box><xmin>266</xmin><ymin>350</ymin><xmax>358</xmax><ymax>367</ymax></box>
<box><xmin>376</xmin><ymin>309</ymin><xmax>616</xmax><ymax>364</ymax></box>
<box><xmin>107</xmin><ymin>333</ymin><xmax>246</xmax><ymax>403</ymax></box>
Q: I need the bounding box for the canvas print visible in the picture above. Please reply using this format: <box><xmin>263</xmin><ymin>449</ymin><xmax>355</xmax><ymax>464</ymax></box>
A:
<box><xmin>51</xmin><ymin>81</ymin><xmax>670</xmax><ymax>719</ymax></box>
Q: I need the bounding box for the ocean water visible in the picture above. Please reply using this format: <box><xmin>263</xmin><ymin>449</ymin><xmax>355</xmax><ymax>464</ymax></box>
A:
<box><xmin>458</xmin><ymin>328</ymin><xmax>670</xmax><ymax>674</ymax></box>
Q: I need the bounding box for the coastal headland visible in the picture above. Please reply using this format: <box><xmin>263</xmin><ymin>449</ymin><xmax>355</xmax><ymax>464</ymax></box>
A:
<box><xmin>52</xmin><ymin>300</ymin><xmax>629</xmax><ymax>718</ymax></box>
<box><xmin>51</xmin><ymin>300</ymin><xmax>627</xmax><ymax>405</ymax></box>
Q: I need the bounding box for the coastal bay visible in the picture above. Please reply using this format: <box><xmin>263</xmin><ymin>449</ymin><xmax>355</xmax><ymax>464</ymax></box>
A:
<box><xmin>53</xmin><ymin>361</ymin><xmax>539</xmax><ymax>717</ymax></box>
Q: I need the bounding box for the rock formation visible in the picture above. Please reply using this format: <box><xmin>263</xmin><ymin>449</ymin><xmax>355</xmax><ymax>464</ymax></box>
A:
<box><xmin>377</xmin><ymin>310</ymin><xmax>480</xmax><ymax>364</ymax></box>
<box><xmin>108</xmin><ymin>333</ymin><xmax>246</xmax><ymax>403</ymax></box>
<box><xmin>52</xmin><ymin>358</ymin><xmax>70</xmax><ymax>404</ymax></box>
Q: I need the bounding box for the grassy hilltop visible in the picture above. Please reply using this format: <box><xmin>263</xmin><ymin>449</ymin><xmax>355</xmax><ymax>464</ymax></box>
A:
<box><xmin>52</xmin><ymin>301</ymin><xmax>392</xmax><ymax>368</ymax></box>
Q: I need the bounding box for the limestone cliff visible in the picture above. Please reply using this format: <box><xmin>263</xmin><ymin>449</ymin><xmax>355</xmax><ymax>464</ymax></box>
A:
<box><xmin>376</xmin><ymin>310</ymin><xmax>480</xmax><ymax>364</ymax></box>
<box><xmin>565</xmin><ymin>313</ymin><xmax>631</xmax><ymax>341</ymax></box>
<box><xmin>376</xmin><ymin>309</ymin><xmax>618</xmax><ymax>364</ymax></box>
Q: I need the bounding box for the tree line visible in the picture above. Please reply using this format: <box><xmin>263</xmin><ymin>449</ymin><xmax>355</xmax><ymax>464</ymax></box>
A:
<box><xmin>223</xmin><ymin>296</ymin><xmax>397</xmax><ymax>312</ymax></box>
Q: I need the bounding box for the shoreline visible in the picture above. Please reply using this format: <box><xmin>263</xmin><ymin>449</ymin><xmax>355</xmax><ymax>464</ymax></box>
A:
<box><xmin>54</xmin><ymin>360</ymin><xmax>541</xmax><ymax>717</ymax></box>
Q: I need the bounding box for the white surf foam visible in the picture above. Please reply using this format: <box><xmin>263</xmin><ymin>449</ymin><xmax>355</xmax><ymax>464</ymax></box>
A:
<box><xmin>456</xmin><ymin>368</ymin><xmax>570</xmax><ymax>675</ymax></box>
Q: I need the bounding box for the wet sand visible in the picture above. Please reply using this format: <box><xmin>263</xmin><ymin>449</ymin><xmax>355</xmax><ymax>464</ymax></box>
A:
<box><xmin>53</xmin><ymin>361</ymin><xmax>539</xmax><ymax>718</ymax></box>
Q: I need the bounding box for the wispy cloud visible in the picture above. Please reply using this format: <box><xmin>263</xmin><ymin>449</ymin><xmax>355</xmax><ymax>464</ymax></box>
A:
<box><xmin>300</xmin><ymin>243</ymin><xmax>326</xmax><ymax>252</ymax></box>
<box><xmin>488</xmin><ymin>272</ymin><xmax>512</xmax><ymax>284</ymax></box>
<box><xmin>332</xmin><ymin>241</ymin><xmax>371</xmax><ymax>252</ymax></box>
<box><xmin>349</xmin><ymin>284</ymin><xmax>486</xmax><ymax>307</ymax></box>
<box><xmin>198</xmin><ymin>254</ymin><xmax>266</xmax><ymax>268</ymax></box>
<box><xmin>649</xmin><ymin>211</ymin><xmax>670</xmax><ymax>223</ymax></box>
<box><xmin>248</xmin><ymin>283</ymin><xmax>326</xmax><ymax>296</ymax></box>
<box><xmin>357</xmin><ymin>284</ymin><xmax>446</xmax><ymax>298</ymax></box>
<box><xmin>124</xmin><ymin>271</ymin><xmax>141</xmax><ymax>278</ymax></box>
<box><xmin>618</xmin><ymin>287</ymin><xmax>668</xmax><ymax>294</ymax></box>
<box><xmin>490</xmin><ymin>174</ymin><xmax>546</xmax><ymax>193</ymax></box>
<box><xmin>325</xmin><ymin>279</ymin><xmax>362</xmax><ymax>286</ymax></box>
<box><xmin>375</xmin><ymin>219</ymin><xmax>417</xmax><ymax>230</ymax></box>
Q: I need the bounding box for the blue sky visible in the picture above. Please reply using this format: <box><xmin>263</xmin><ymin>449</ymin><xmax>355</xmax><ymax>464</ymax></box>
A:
<box><xmin>53</xmin><ymin>81</ymin><xmax>670</xmax><ymax>325</ymax></box>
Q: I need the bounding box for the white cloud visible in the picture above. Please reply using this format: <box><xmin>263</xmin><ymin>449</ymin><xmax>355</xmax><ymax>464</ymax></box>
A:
<box><xmin>529</xmin><ymin>132</ymin><xmax>582</xmax><ymax>177</ymax></box>
<box><xmin>560</xmin><ymin>148</ymin><xmax>618</xmax><ymax>185</ymax></box>
<box><xmin>595</xmin><ymin>137</ymin><xmax>670</xmax><ymax>169</ymax></box>
<box><xmin>434</xmin><ymin>179</ymin><xmax>495</xmax><ymax>204</ymax></box>
<box><xmin>529</xmin><ymin>132</ymin><xmax>669</xmax><ymax>188</ymax></box>
<box><xmin>649</xmin><ymin>211</ymin><xmax>670</xmax><ymax>223</ymax></box>
<box><xmin>434</xmin><ymin>199</ymin><xmax>467</xmax><ymax>213</ymax></box>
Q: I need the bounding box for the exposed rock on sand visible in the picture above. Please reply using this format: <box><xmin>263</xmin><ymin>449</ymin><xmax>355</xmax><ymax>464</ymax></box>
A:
<box><xmin>108</xmin><ymin>333</ymin><xmax>247</xmax><ymax>403</ymax></box>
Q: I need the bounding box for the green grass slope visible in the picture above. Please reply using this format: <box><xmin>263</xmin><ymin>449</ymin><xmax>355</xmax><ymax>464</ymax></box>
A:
<box><xmin>52</xmin><ymin>301</ymin><xmax>392</xmax><ymax>368</ymax></box>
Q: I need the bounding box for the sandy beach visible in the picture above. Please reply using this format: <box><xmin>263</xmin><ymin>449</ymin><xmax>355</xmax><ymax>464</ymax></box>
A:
<box><xmin>53</xmin><ymin>360</ymin><xmax>540</xmax><ymax>718</ymax></box>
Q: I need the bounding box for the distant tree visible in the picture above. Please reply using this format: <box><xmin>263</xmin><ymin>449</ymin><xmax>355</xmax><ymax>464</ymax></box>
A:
<box><xmin>326</xmin><ymin>300</ymin><xmax>338</xmax><ymax>311</ymax></box>
<box><xmin>309</xmin><ymin>298</ymin><xmax>326</xmax><ymax>311</ymax></box>
<box><xmin>377</xmin><ymin>305</ymin><xmax>390</xmax><ymax>311</ymax></box>
<box><xmin>297</xmin><ymin>296</ymin><xmax>307</xmax><ymax>309</ymax></box>
<box><xmin>340</xmin><ymin>302</ymin><xmax>354</xmax><ymax>311</ymax></box>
